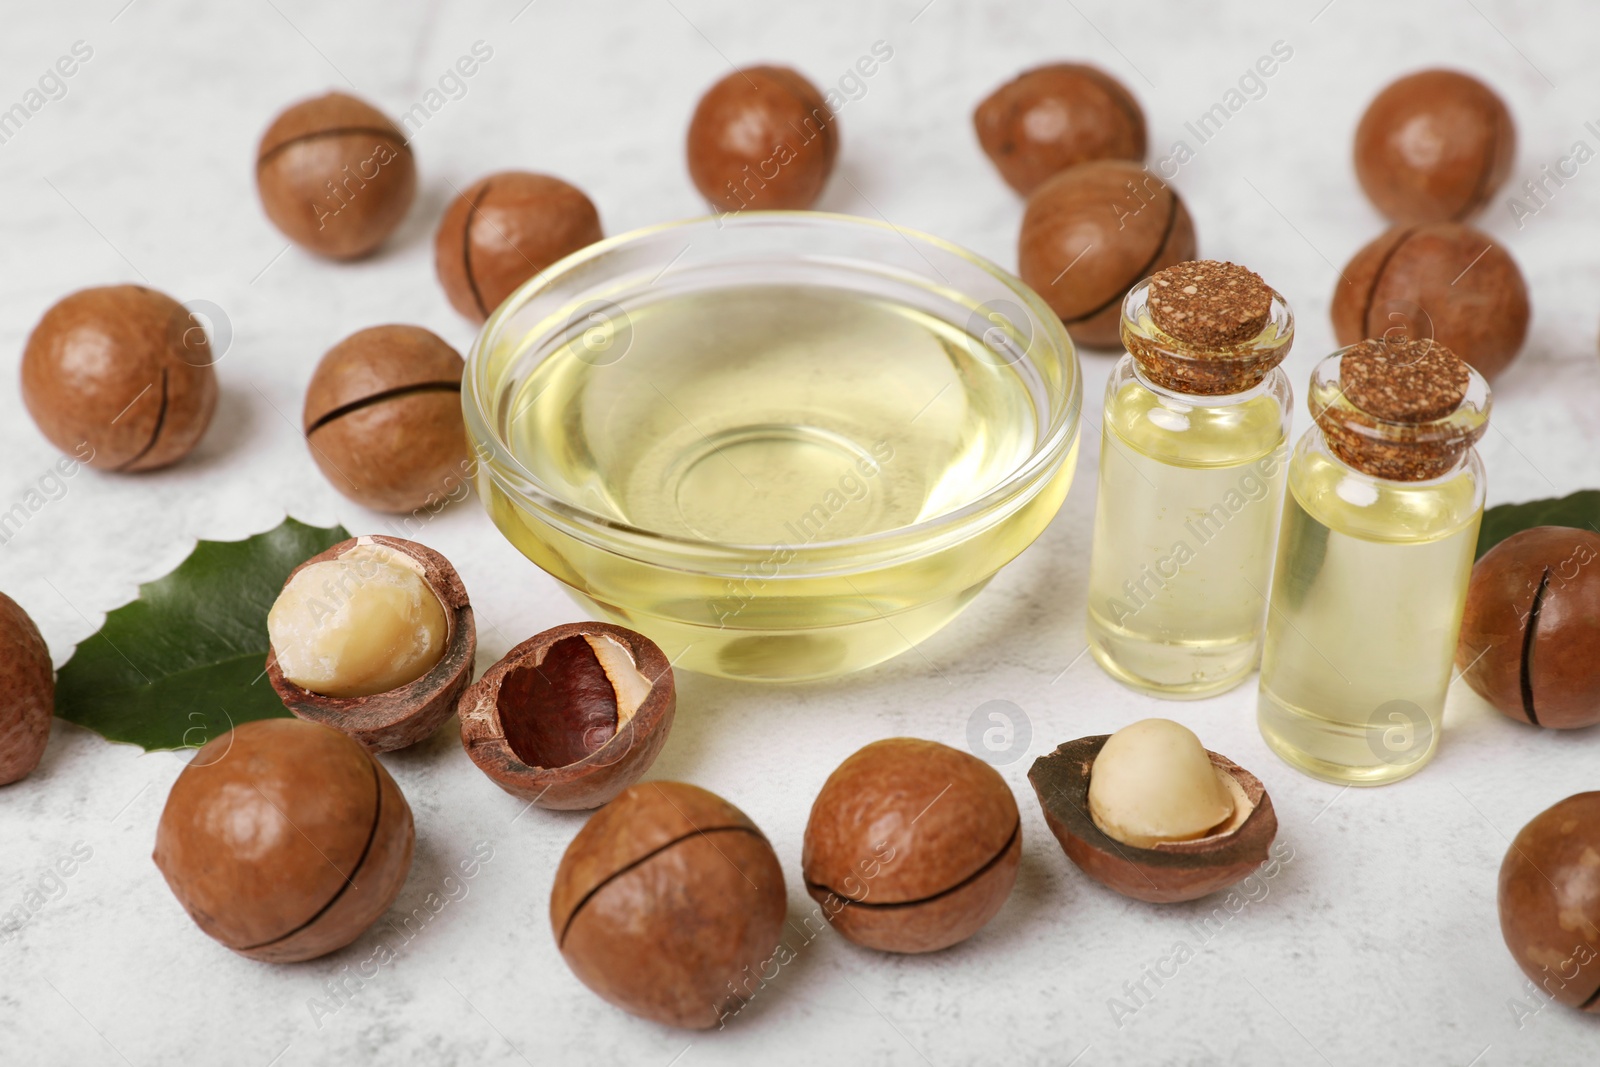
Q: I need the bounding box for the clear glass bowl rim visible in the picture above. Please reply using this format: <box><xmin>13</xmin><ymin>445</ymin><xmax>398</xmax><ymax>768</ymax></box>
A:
<box><xmin>461</xmin><ymin>210</ymin><xmax>1083</xmax><ymax>568</ymax></box>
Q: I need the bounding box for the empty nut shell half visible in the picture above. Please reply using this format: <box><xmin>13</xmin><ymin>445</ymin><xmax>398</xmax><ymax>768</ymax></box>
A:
<box><xmin>266</xmin><ymin>536</ymin><xmax>475</xmax><ymax>752</ymax></box>
<box><xmin>802</xmin><ymin>738</ymin><xmax>1022</xmax><ymax>953</ymax></box>
<box><xmin>1029</xmin><ymin>734</ymin><xmax>1277</xmax><ymax>903</ymax></box>
<box><xmin>153</xmin><ymin>718</ymin><xmax>414</xmax><ymax>962</ymax></box>
<box><xmin>458</xmin><ymin>622</ymin><xmax>675</xmax><ymax>811</ymax></box>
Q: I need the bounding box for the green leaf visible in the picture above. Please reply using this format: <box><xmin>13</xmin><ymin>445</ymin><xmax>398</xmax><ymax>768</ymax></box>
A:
<box><xmin>55</xmin><ymin>517</ymin><xmax>350</xmax><ymax>751</ymax></box>
<box><xmin>1477</xmin><ymin>490</ymin><xmax>1600</xmax><ymax>559</ymax></box>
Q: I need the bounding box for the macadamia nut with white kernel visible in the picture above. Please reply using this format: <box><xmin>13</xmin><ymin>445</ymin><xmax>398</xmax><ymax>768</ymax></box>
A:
<box><xmin>1087</xmin><ymin>718</ymin><xmax>1239</xmax><ymax>849</ymax></box>
<box><xmin>267</xmin><ymin>544</ymin><xmax>447</xmax><ymax>698</ymax></box>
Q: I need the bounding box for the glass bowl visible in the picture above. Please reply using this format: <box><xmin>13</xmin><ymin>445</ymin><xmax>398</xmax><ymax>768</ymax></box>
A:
<box><xmin>462</xmin><ymin>212</ymin><xmax>1081</xmax><ymax>682</ymax></box>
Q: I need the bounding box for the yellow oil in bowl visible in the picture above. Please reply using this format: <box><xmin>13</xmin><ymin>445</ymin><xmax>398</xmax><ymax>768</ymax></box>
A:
<box><xmin>466</xmin><ymin>213</ymin><xmax>1080</xmax><ymax>681</ymax></box>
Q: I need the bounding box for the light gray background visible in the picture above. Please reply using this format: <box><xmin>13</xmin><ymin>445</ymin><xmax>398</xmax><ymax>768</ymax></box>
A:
<box><xmin>2</xmin><ymin>1</ymin><xmax>1597</xmax><ymax>1064</ymax></box>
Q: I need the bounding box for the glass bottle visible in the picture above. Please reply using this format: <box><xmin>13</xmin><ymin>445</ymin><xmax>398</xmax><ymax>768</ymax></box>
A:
<box><xmin>1084</xmin><ymin>271</ymin><xmax>1294</xmax><ymax>698</ymax></box>
<box><xmin>1257</xmin><ymin>341</ymin><xmax>1491</xmax><ymax>785</ymax></box>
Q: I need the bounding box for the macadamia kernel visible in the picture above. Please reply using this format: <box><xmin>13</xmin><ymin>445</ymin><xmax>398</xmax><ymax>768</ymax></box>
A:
<box><xmin>267</xmin><ymin>544</ymin><xmax>447</xmax><ymax>698</ymax></box>
<box><xmin>583</xmin><ymin>633</ymin><xmax>653</xmax><ymax>724</ymax></box>
<box><xmin>1087</xmin><ymin>719</ymin><xmax>1235</xmax><ymax>849</ymax></box>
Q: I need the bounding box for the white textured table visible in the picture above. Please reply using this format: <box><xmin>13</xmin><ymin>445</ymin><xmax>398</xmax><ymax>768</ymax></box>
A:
<box><xmin>3</xmin><ymin>1</ymin><xmax>1597</xmax><ymax>1064</ymax></box>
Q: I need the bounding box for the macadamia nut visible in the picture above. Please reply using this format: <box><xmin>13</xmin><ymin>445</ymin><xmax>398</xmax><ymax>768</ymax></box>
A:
<box><xmin>583</xmin><ymin>634</ymin><xmax>653</xmax><ymax>722</ymax></box>
<box><xmin>267</xmin><ymin>544</ymin><xmax>447</xmax><ymax>698</ymax></box>
<box><xmin>458</xmin><ymin>623</ymin><xmax>677</xmax><ymax>811</ymax></box>
<box><xmin>1088</xmin><ymin>719</ymin><xmax>1236</xmax><ymax>849</ymax></box>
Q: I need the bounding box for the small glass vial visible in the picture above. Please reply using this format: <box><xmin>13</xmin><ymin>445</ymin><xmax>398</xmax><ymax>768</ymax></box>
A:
<box><xmin>1085</xmin><ymin>261</ymin><xmax>1294</xmax><ymax>698</ymax></box>
<box><xmin>1257</xmin><ymin>339</ymin><xmax>1491</xmax><ymax>785</ymax></box>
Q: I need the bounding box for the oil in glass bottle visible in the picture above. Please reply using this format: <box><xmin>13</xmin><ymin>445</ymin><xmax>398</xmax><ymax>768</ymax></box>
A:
<box><xmin>1257</xmin><ymin>338</ymin><xmax>1491</xmax><ymax>785</ymax></box>
<box><xmin>1085</xmin><ymin>261</ymin><xmax>1294</xmax><ymax>698</ymax></box>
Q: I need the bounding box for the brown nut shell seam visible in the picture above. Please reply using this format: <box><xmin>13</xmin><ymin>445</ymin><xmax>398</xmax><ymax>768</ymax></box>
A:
<box><xmin>1029</xmin><ymin>735</ymin><xmax>1277</xmax><ymax>904</ymax></box>
<box><xmin>241</xmin><ymin>747</ymin><xmax>414</xmax><ymax>962</ymax></box>
<box><xmin>152</xmin><ymin>719</ymin><xmax>415</xmax><ymax>963</ymax></box>
<box><xmin>549</xmin><ymin>781</ymin><xmax>784</xmax><ymax>1029</ymax></box>
<box><xmin>1458</xmin><ymin>526</ymin><xmax>1600</xmax><ymax>729</ymax></box>
<box><xmin>549</xmin><ymin>782</ymin><xmax>765</xmax><ymax>944</ymax></box>
<box><xmin>1329</xmin><ymin>222</ymin><xmax>1529</xmax><ymax>381</ymax></box>
<box><xmin>266</xmin><ymin>536</ymin><xmax>475</xmax><ymax>752</ymax></box>
<box><xmin>805</xmin><ymin>821</ymin><xmax>1022</xmax><ymax>954</ymax></box>
<box><xmin>801</xmin><ymin>737</ymin><xmax>1021</xmax><ymax>953</ymax></box>
<box><xmin>458</xmin><ymin>622</ymin><xmax>676</xmax><ymax>811</ymax></box>
<box><xmin>254</xmin><ymin>92</ymin><xmax>415</xmax><ymax>261</ymax></box>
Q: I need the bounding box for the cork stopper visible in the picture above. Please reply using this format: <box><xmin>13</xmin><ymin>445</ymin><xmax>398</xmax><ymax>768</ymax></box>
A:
<box><xmin>1340</xmin><ymin>338</ymin><xmax>1470</xmax><ymax>423</ymax></box>
<box><xmin>1147</xmin><ymin>261</ymin><xmax>1273</xmax><ymax>347</ymax></box>
<box><xmin>1120</xmin><ymin>261</ymin><xmax>1292</xmax><ymax>396</ymax></box>
<box><xmin>1311</xmin><ymin>340</ymin><xmax>1489</xmax><ymax>481</ymax></box>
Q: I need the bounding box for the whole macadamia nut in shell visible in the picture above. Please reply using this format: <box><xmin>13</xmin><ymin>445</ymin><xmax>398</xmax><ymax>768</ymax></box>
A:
<box><xmin>0</xmin><ymin>592</ymin><xmax>53</xmax><ymax>786</ymax></box>
<box><xmin>1458</xmin><ymin>526</ymin><xmax>1600</xmax><ymax>729</ymax></box>
<box><xmin>302</xmin><ymin>325</ymin><xmax>469</xmax><ymax>513</ymax></box>
<box><xmin>1354</xmin><ymin>69</ymin><xmax>1514</xmax><ymax>225</ymax></box>
<box><xmin>1330</xmin><ymin>222</ymin><xmax>1528</xmax><ymax>380</ymax></box>
<box><xmin>975</xmin><ymin>63</ymin><xmax>1146</xmax><ymax>195</ymax></box>
<box><xmin>687</xmin><ymin>65</ymin><xmax>838</xmax><ymax>212</ymax></box>
<box><xmin>22</xmin><ymin>285</ymin><xmax>218</xmax><ymax>471</ymax></box>
<box><xmin>153</xmin><ymin>718</ymin><xmax>414</xmax><ymax>962</ymax></box>
<box><xmin>1498</xmin><ymin>792</ymin><xmax>1600</xmax><ymax>1011</ymax></box>
<box><xmin>1019</xmin><ymin>160</ymin><xmax>1197</xmax><ymax>349</ymax></box>
<box><xmin>433</xmin><ymin>171</ymin><xmax>603</xmax><ymax>322</ymax></box>
<box><xmin>255</xmin><ymin>91</ymin><xmax>416</xmax><ymax>260</ymax></box>
<box><xmin>802</xmin><ymin>738</ymin><xmax>1021</xmax><ymax>954</ymax></box>
<box><xmin>550</xmin><ymin>781</ymin><xmax>785</xmax><ymax>1029</ymax></box>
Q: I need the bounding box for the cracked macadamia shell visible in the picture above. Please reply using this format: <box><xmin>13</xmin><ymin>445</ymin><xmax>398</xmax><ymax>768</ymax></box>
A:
<box><xmin>1018</xmin><ymin>160</ymin><xmax>1197</xmax><ymax>349</ymax></box>
<box><xmin>1457</xmin><ymin>526</ymin><xmax>1600</xmax><ymax>730</ymax></box>
<box><xmin>433</xmin><ymin>171</ymin><xmax>603</xmax><ymax>322</ymax></box>
<box><xmin>153</xmin><ymin>718</ymin><xmax>414</xmax><ymax>963</ymax></box>
<box><xmin>302</xmin><ymin>325</ymin><xmax>469</xmax><ymax>514</ymax></box>
<box><xmin>255</xmin><ymin>91</ymin><xmax>416</xmax><ymax>260</ymax></box>
<box><xmin>1330</xmin><ymin>222</ymin><xmax>1528</xmax><ymax>381</ymax></box>
<box><xmin>22</xmin><ymin>285</ymin><xmax>218</xmax><ymax>472</ymax></box>
<box><xmin>1498</xmin><ymin>792</ymin><xmax>1600</xmax><ymax>1012</ymax></box>
<box><xmin>1030</xmin><ymin>734</ymin><xmax>1276</xmax><ymax>904</ymax></box>
<box><xmin>0</xmin><ymin>592</ymin><xmax>54</xmax><ymax>786</ymax></box>
<box><xmin>459</xmin><ymin>622</ymin><xmax>675</xmax><ymax>811</ymax></box>
<box><xmin>801</xmin><ymin>737</ymin><xmax>1021</xmax><ymax>954</ymax></box>
<box><xmin>266</xmin><ymin>536</ymin><xmax>475</xmax><ymax>752</ymax></box>
<box><xmin>550</xmin><ymin>781</ymin><xmax>785</xmax><ymax>1029</ymax></box>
